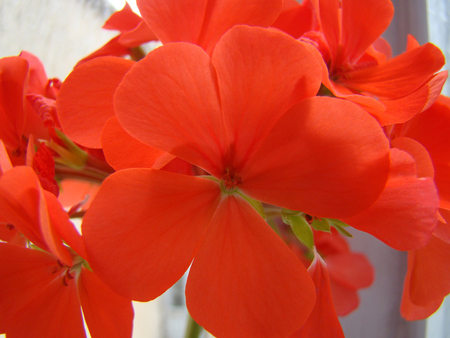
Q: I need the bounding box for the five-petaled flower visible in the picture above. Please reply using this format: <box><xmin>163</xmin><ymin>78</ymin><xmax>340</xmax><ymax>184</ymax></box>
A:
<box><xmin>81</xmin><ymin>25</ymin><xmax>391</xmax><ymax>337</ymax></box>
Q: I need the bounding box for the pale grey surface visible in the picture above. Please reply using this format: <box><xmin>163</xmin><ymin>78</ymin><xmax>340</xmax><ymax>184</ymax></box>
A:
<box><xmin>0</xmin><ymin>0</ymin><xmax>115</xmax><ymax>79</ymax></box>
<box><xmin>339</xmin><ymin>230</ymin><xmax>426</xmax><ymax>338</ymax></box>
<box><xmin>427</xmin><ymin>0</ymin><xmax>450</xmax><ymax>95</ymax></box>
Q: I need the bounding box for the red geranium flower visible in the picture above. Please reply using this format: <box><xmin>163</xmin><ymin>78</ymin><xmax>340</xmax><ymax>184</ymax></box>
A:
<box><xmin>81</xmin><ymin>26</ymin><xmax>390</xmax><ymax>337</ymax></box>
<box><xmin>277</xmin><ymin>0</ymin><xmax>447</xmax><ymax>125</ymax></box>
<box><xmin>0</xmin><ymin>146</ymin><xmax>133</xmax><ymax>337</ymax></box>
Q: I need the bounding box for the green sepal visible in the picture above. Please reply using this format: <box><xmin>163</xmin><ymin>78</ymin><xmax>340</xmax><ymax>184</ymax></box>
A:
<box><xmin>310</xmin><ymin>218</ymin><xmax>331</xmax><ymax>232</ymax></box>
<box><xmin>282</xmin><ymin>210</ymin><xmax>314</xmax><ymax>249</ymax></box>
<box><xmin>328</xmin><ymin>219</ymin><xmax>353</xmax><ymax>237</ymax></box>
<box><xmin>237</xmin><ymin>191</ymin><xmax>266</xmax><ymax>219</ymax></box>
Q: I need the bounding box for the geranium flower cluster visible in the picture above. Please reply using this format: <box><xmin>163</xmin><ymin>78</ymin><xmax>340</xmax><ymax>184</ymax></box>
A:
<box><xmin>1</xmin><ymin>0</ymin><xmax>449</xmax><ymax>337</ymax></box>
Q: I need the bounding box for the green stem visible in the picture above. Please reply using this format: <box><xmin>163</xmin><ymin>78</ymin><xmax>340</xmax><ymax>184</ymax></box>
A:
<box><xmin>184</xmin><ymin>313</ymin><xmax>203</xmax><ymax>338</ymax></box>
<box><xmin>54</xmin><ymin>164</ymin><xmax>109</xmax><ymax>183</ymax></box>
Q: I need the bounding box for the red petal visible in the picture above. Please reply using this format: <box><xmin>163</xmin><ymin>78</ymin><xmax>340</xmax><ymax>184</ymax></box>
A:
<box><xmin>271</xmin><ymin>0</ymin><xmax>314</xmax><ymax>39</ymax></box>
<box><xmin>329</xmin><ymin>277</ymin><xmax>360</xmax><ymax>316</ymax></box>
<box><xmin>340</xmin><ymin>0</ymin><xmax>394</xmax><ymax>63</ymax></box>
<box><xmin>401</xmin><ymin>247</ymin><xmax>444</xmax><ymax>320</ymax></box>
<box><xmin>291</xmin><ymin>255</ymin><xmax>345</xmax><ymax>338</ymax></box>
<box><xmin>342</xmin><ymin>43</ymin><xmax>445</xmax><ymax>98</ymax></box>
<box><xmin>57</xmin><ymin>57</ymin><xmax>134</xmax><ymax>148</ymax></box>
<box><xmin>434</xmin><ymin>209</ymin><xmax>450</xmax><ymax>244</ymax></box>
<box><xmin>58</xmin><ymin>179</ymin><xmax>100</xmax><ymax>212</ymax></box>
<box><xmin>316</xmin><ymin>0</ymin><xmax>340</xmax><ymax>64</ymax></box>
<box><xmin>75</xmin><ymin>36</ymin><xmax>133</xmax><ymax>67</ymax></box>
<box><xmin>409</xmin><ymin>235</ymin><xmax>450</xmax><ymax>307</ymax></box>
<box><xmin>344</xmin><ymin>149</ymin><xmax>438</xmax><ymax>250</ymax></box>
<box><xmin>78</xmin><ymin>268</ymin><xmax>133</xmax><ymax>338</ymax></box>
<box><xmin>0</xmin><ymin>139</ymin><xmax>13</xmax><ymax>173</ymax></box>
<box><xmin>8</xmin><ymin>274</ymin><xmax>84</xmax><ymax>337</ymax></box>
<box><xmin>0</xmin><ymin>167</ymin><xmax>48</xmax><ymax>250</ymax></box>
<box><xmin>103</xmin><ymin>3</ymin><xmax>142</xmax><ymax>32</ymax></box>
<box><xmin>242</xmin><ymin>96</ymin><xmax>390</xmax><ymax>218</ymax></box>
<box><xmin>115</xmin><ymin>43</ymin><xmax>227</xmax><ymax>177</ymax></box>
<box><xmin>326</xmin><ymin>253</ymin><xmax>374</xmax><ymax>290</ymax></box>
<box><xmin>186</xmin><ymin>196</ymin><xmax>315</xmax><ymax>337</ymax></box>
<box><xmin>102</xmin><ymin>117</ymin><xmax>174</xmax><ymax>170</ymax></box>
<box><xmin>0</xmin><ymin>244</ymin><xmax>85</xmax><ymax>338</ymax></box>
<box><xmin>138</xmin><ymin>0</ymin><xmax>282</xmax><ymax>54</ymax></box>
<box><xmin>375</xmin><ymin>71</ymin><xmax>447</xmax><ymax>126</ymax></box>
<box><xmin>212</xmin><ymin>26</ymin><xmax>322</xmax><ymax>170</ymax></box>
<box><xmin>44</xmin><ymin>190</ymin><xmax>87</xmax><ymax>260</ymax></box>
<box><xmin>395</xmin><ymin>95</ymin><xmax>450</xmax><ymax>209</ymax></box>
<box><xmin>0</xmin><ymin>56</ymin><xmax>28</xmax><ymax>151</ymax></box>
<box><xmin>391</xmin><ymin>137</ymin><xmax>435</xmax><ymax>179</ymax></box>
<box><xmin>82</xmin><ymin>169</ymin><xmax>221</xmax><ymax>300</ymax></box>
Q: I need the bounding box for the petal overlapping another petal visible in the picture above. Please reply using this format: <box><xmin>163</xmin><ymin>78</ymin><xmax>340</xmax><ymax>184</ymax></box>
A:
<box><xmin>408</xmin><ymin>235</ymin><xmax>450</xmax><ymax>307</ymax></box>
<box><xmin>82</xmin><ymin>169</ymin><xmax>221</xmax><ymax>300</ymax></box>
<box><xmin>57</xmin><ymin>57</ymin><xmax>134</xmax><ymax>149</ymax></box>
<box><xmin>343</xmin><ymin>149</ymin><xmax>438</xmax><ymax>251</ymax></box>
<box><xmin>340</xmin><ymin>0</ymin><xmax>394</xmax><ymax>64</ymax></box>
<box><xmin>341</xmin><ymin>43</ymin><xmax>445</xmax><ymax>99</ymax></box>
<box><xmin>78</xmin><ymin>268</ymin><xmax>134</xmax><ymax>338</ymax></box>
<box><xmin>291</xmin><ymin>255</ymin><xmax>345</xmax><ymax>338</ymax></box>
<box><xmin>0</xmin><ymin>244</ymin><xmax>85</xmax><ymax>338</ymax></box>
<box><xmin>212</xmin><ymin>26</ymin><xmax>322</xmax><ymax>170</ymax></box>
<box><xmin>242</xmin><ymin>96</ymin><xmax>390</xmax><ymax>218</ymax></box>
<box><xmin>186</xmin><ymin>195</ymin><xmax>315</xmax><ymax>337</ymax></box>
<box><xmin>101</xmin><ymin>117</ymin><xmax>174</xmax><ymax>171</ymax></box>
<box><xmin>115</xmin><ymin>43</ymin><xmax>226</xmax><ymax>177</ymax></box>
<box><xmin>138</xmin><ymin>0</ymin><xmax>282</xmax><ymax>54</ymax></box>
<box><xmin>0</xmin><ymin>56</ymin><xmax>28</xmax><ymax>152</ymax></box>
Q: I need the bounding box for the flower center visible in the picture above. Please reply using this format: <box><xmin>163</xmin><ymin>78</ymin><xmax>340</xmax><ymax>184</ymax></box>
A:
<box><xmin>51</xmin><ymin>260</ymin><xmax>74</xmax><ymax>287</ymax></box>
<box><xmin>221</xmin><ymin>169</ymin><xmax>242</xmax><ymax>192</ymax></box>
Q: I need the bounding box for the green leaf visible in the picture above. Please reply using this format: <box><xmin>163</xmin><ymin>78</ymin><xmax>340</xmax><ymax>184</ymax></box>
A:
<box><xmin>282</xmin><ymin>211</ymin><xmax>314</xmax><ymax>249</ymax></box>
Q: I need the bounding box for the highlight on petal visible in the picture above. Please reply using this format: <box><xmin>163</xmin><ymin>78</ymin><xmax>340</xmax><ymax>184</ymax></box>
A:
<box><xmin>343</xmin><ymin>149</ymin><xmax>438</xmax><ymax>251</ymax></box>
<box><xmin>78</xmin><ymin>268</ymin><xmax>133</xmax><ymax>338</ymax></box>
<box><xmin>57</xmin><ymin>57</ymin><xmax>134</xmax><ymax>148</ymax></box>
<box><xmin>101</xmin><ymin>117</ymin><xmax>174</xmax><ymax>171</ymax></box>
<box><xmin>186</xmin><ymin>195</ymin><xmax>315</xmax><ymax>337</ymax></box>
<box><xmin>115</xmin><ymin>43</ymin><xmax>226</xmax><ymax>177</ymax></box>
<box><xmin>242</xmin><ymin>96</ymin><xmax>390</xmax><ymax>218</ymax></box>
<box><xmin>212</xmin><ymin>26</ymin><xmax>322</xmax><ymax>169</ymax></box>
<box><xmin>291</xmin><ymin>254</ymin><xmax>345</xmax><ymax>338</ymax></box>
<box><xmin>82</xmin><ymin>169</ymin><xmax>221</xmax><ymax>300</ymax></box>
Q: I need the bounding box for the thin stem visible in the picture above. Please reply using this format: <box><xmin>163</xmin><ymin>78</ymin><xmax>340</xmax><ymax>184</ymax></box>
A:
<box><xmin>54</xmin><ymin>164</ymin><xmax>109</xmax><ymax>184</ymax></box>
<box><xmin>184</xmin><ymin>313</ymin><xmax>203</xmax><ymax>338</ymax></box>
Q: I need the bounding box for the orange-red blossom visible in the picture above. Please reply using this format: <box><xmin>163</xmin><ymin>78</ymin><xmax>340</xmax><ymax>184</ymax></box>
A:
<box><xmin>81</xmin><ymin>26</ymin><xmax>392</xmax><ymax>337</ymax></box>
